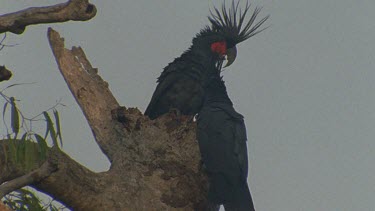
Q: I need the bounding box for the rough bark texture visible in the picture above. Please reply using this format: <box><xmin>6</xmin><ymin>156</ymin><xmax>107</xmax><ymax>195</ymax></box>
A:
<box><xmin>0</xmin><ymin>0</ymin><xmax>96</xmax><ymax>34</ymax></box>
<box><xmin>0</xmin><ymin>28</ymin><xmax>211</xmax><ymax>210</ymax></box>
<box><xmin>0</xmin><ymin>160</ymin><xmax>57</xmax><ymax>198</ymax></box>
<box><xmin>0</xmin><ymin>1</ymin><xmax>212</xmax><ymax>209</ymax></box>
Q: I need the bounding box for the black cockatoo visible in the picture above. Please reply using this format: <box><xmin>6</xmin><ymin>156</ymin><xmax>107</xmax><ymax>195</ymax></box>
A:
<box><xmin>197</xmin><ymin>67</ymin><xmax>254</xmax><ymax>211</ymax></box>
<box><xmin>144</xmin><ymin>1</ymin><xmax>268</xmax><ymax>119</ymax></box>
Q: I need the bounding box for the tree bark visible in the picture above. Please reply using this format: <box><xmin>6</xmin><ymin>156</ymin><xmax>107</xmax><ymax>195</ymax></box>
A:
<box><xmin>0</xmin><ymin>66</ymin><xmax>12</xmax><ymax>82</ymax></box>
<box><xmin>0</xmin><ymin>0</ymin><xmax>96</xmax><ymax>34</ymax></box>
<box><xmin>0</xmin><ymin>201</ymin><xmax>10</xmax><ymax>211</ymax></box>
<box><xmin>0</xmin><ymin>1</ymin><xmax>212</xmax><ymax>209</ymax></box>
<box><xmin>1</xmin><ymin>26</ymin><xmax>212</xmax><ymax>210</ymax></box>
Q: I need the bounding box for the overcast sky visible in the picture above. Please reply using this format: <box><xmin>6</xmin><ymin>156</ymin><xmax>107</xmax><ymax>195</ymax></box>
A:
<box><xmin>1</xmin><ymin>0</ymin><xmax>375</xmax><ymax>210</ymax></box>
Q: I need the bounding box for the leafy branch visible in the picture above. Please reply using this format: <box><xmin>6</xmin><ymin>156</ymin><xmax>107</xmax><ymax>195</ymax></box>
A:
<box><xmin>0</xmin><ymin>87</ymin><xmax>66</xmax><ymax>210</ymax></box>
<box><xmin>1</xmin><ymin>85</ymin><xmax>64</xmax><ymax>147</ymax></box>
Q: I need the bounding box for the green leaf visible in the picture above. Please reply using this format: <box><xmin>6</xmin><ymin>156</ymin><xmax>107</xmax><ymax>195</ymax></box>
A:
<box><xmin>43</xmin><ymin>120</ymin><xmax>50</xmax><ymax>140</ymax></box>
<box><xmin>43</xmin><ymin>111</ymin><xmax>58</xmax><ymax>148</ymax></box>
<box><xmin>2</xmin><ymin>102</ymin><xmax>8</xmax><ymax>115</ymax></box>
<box><xmin>50</xmin><ymin>204</ymin><xmax>59</xmax><ymax>211</ymax></box>
<box><xmin>42</xmin><ymin>111</ymin><xmax>51</xmax><ymax>140</ymax></box>
<box><xmin>4</xmin><ymin>188</ymin><xmax>53</xmax><ymax>211</ymax></box>
<box><xmin>10</xmin><ymin>97</ymin><xmax>20</xmax><ymax>137</ymax></box>
<box><xmin>9</xmin><ymin>138</ymin><xmax>17</xmax><ymax>162</ymax></box>
<box><xmin>16</xmin><ymin>189</ymin><xmax>30</xmax><ymax>195</ymax></box>
<box><xmin>20</xmin><ymin>132</ymin><xmax>28</xmax><ymax>141</ymax></box>
<box><xmin>24</xmin><ymin>141</ymin><xmax>37</xmax><ymax>171</ymax></box>
<box><xmin>2</xmin><ymin>101</ymin><xmax>8</xmax><ymax>131</ymax></box>
<box><xmin>16</xmin><ymin>139</ymin><xmax>26</xmax><ymax>164</ymax></box>
<box><xmin>53</xmin><ymin>109</ymin><xmax>63</xmax><ymax>147</ymax></box>
<box><xmin>13</xmin><ymin>199</ymin><xmax>25</xmax><ymax>204</ymax></box>
<box><xmin>25</xmin><ymin>190</ymin><xmax>42</xmax><ymax>209</ymax></box>
<box><xmin>34</xmin><ymin>134</ymin><xmax>48</xmax><ymax>161</ymax></box>
<box><xmin>20</xmin><ymin>133</ymin><xmax>32</xmax><ymax>169</ymax></box>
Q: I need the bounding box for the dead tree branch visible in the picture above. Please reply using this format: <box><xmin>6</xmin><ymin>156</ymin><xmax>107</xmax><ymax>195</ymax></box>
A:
<box><xmin>0</xmin><ymin>160</ymin><xmax>57</xmax><ymax>198</ymax></box>
<box><xmin>0</xmin><ymin>0</ymin><xmax>96</xmax><ymax>34</ymax></box>
<box><xmin>46</xmin><ymin>28</ymin><xmax>211</xmax><ymax>210</ymax></box>
<box><xmin>48</xmin><ymin>27</ymin><xmax>123</xmax><ymax>163</ymax></box>
<box><xmin>0</xmin><ymin>140</ymin><xmax>101</xmax><ymax>210</ymax></box>
<box><xmin>1</xmin><ymin>27</ymin><xmax>211</xmax><ymax>210</ymax></box>
<box><xmin>0</xmin><ymin>66</ymin><xmax>12</xmax><ymax>82</ymax></box>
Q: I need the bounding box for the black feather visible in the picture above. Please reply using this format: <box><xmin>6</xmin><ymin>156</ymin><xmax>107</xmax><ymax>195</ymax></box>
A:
<box><xmin>197</xmin><ymin>72</ymin><xmax>255</xmax><ymax>211</ymax></box>
<box><xmin>145</xmin><ymin>1</ymin><xmax>268</xmax><ymax>119</ymax></box>
<box><xmin>208</xmin><ymin>0</ymin><xmax>269</xmax><ymax>45</ymax></box>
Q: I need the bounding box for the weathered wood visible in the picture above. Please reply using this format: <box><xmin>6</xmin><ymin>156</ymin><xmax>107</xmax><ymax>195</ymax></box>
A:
<box><xmin>0</xmin><ymin>28</ymin><xmax>211</xmax><ymax>210</ymax></box>
<box><xmin>0</xmin><ymin>0</ymin><xmax>96</xmax><ymax>34</ymax></box>
<box><xmin>48</xmin><ymin>28</ymin><xmax>122</xmax><ymax>162</ymax></box>
<box><xmin>0</xmin><ymin>66</ymin><xmax>12</xmax><ymax>82</ymax></box>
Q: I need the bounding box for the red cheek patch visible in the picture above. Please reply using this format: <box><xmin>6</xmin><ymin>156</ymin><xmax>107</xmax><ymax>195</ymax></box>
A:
<box><xmin>211</xmin><ymin>41</ymin><xmax>227</xmax><ymax>56</ymax></box>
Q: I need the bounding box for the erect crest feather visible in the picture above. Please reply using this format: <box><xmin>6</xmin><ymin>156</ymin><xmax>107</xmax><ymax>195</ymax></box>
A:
<box><xmin>208</xmin><ymin>0</ymin><xmax>269</xmax><ymax>45</ymax></box>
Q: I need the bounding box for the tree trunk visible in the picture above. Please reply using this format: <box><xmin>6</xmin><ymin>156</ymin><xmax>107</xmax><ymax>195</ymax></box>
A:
<box><xmin>0</xmin><ymin>1</ymin><xmax>213</xmax><ymax>209</ymax></box>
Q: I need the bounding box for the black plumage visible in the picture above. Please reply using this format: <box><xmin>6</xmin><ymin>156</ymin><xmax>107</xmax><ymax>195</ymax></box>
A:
<box><xmin>144</xmin><ymin>1</ymin><xmax>268</xmax><ymax>119</ymax></box>
<box><xmin>197</xmin><ymin>70</ymin><xmax>254</xmax><ymax>211</ymax></box>
<box><xmin>144</xmin><ymin>41</ymin><xmax>219</xmax><ymax>120</ymax></box>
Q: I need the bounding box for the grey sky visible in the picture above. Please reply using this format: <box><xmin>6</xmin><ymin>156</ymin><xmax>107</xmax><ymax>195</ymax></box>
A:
<box><xmin>1</xmin><ymin>0</ymin><xmax>375</xmax><ymax>210</ymax></box>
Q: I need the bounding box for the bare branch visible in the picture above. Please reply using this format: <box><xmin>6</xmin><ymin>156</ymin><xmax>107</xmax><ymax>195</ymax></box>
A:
<box><xmin>47</xmin><ymin>28</ymin><xmax>123</xmax><ymax>163</ymax></box>
<box><xmin>0</xmin><ymin>160</ymin><xmax>57</xmax><ymax>198</ymax></box>
<box><xmin>0</xmin><ymin>140</ymin><xmax>102</xmax><ymax>210</ymax></box>
<box><xmin>1</xmin><ymin>28</ymin><xmax>212</xmax><ymax>210</ymax></box>
<box><xmin>0</xmin><ymin>66</ymin><xmax>12</xmax><ymax>82</ymax></box>
<box><xmin>0</xmin><ymin>0</ymin><xmax>96</xmax><ymax>34</ymax></box>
